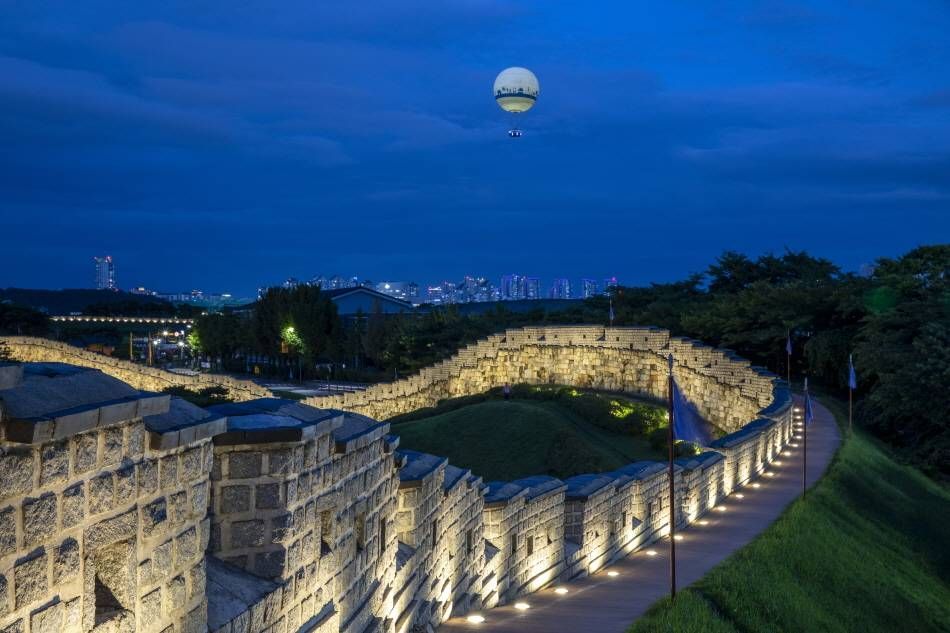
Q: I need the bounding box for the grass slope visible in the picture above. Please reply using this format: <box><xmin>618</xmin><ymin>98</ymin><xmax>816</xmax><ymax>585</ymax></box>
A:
<box><xmin>392</xmin><ymin>399</ymin><xmax>664</xmax><ymax>481</ymax></box>
<box><xmin>629</xmin><ymin>399</ymin><xmax>950</xmax><ymax>633</ymax></box>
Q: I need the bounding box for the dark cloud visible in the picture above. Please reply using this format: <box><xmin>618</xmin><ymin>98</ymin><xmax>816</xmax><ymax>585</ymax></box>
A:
<box><xmin>0</xmin><ymin>1</ymin><xmax>947</xmax><ymax>295</ymax></box>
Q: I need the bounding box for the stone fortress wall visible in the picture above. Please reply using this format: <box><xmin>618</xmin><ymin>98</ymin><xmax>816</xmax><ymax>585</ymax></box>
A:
<box><xmin>1</xmin><ymin>326</ymin><xmax>795</xmax><ymax>633</ymax></box>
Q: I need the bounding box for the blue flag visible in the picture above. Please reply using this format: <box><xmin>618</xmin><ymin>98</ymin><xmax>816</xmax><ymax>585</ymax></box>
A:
<box><xmin>804</xmin><ymin>377</ymin><xmax>814</xmax><ymax>425</ymax></box>
<box><xmin>786</xmin><ymin>332</ymin><xmax>793</xmax><ymax>356</ymax></box>
<box><xmin>669</xmin><ymin>354</ymin><xmax>712</xmax><ymax>446</ymax></box>
<box><xmin>848</xmin><ymin>354</ymin><xmax>857</xmax><ymax>390</ymax></box>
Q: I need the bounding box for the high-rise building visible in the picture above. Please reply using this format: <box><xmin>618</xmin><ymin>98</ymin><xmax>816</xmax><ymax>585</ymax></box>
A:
<box><xmin>375</xmin><ymin>281</ymin><xmax>418</xmax><ymax>302</ymax></box>
<box><xmin>501</xmin><ymin>274</ymin><xmax>527</xmax><ymax>300</ymax></box>
<box><xmin>603</xmin><ymin>277</ymin><xmax>619</xmax><ymax>294</ymax></box>
<box><xmin>550</xmin><ymin>278</ymin><xmax>572</xmax><ymax>299</ymax></box>
<box><xmin>525</xmin><ymin>277</ymin><xmax>541</xmax><ymax>300</ymax></box>
<box><xmin>93</xmin><ymin>256</ymin><xmax>116</xmax><ymax>290</ymax></box>
<box><xmin>581</xmin><ymin>278</ymin><xmax>598</xmax><ymax>298</ymax></box>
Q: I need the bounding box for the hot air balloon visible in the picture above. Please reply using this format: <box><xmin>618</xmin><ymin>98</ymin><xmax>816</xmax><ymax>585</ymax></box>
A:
<box><xmin>494</xmin><ymin>67</ymin><xmax>539</xmax><ymax>138</ymax></box>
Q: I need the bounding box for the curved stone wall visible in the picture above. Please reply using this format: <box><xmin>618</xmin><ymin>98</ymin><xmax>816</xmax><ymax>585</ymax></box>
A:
<box><xmin>2</xmin><ymin>336</ymin><xmax>271</xmax><ymax>401</ymax></box>
<box><xmin>2</xmin><ymin>327</ymin><xmax>795</xmax><ymax>633</ymax></box>
<box><xmin>307</xmin><ymin>325</ymin><xmax>776</xmax><ymax>434</ymax></box>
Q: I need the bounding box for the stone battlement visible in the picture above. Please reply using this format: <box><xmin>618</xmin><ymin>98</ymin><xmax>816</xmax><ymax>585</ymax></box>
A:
<box><xmin>0</xmin><ymin>327</ymin><xmax>794</xmax><ymax>633</ymax></box>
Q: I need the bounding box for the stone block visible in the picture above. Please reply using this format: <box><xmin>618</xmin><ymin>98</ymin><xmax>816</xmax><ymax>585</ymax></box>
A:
<box><xmin>191</xmin><ymin>481</ymin><xmax>208</xmax><ymax>516</ymax></box>
<box><xmin>152</xmin><ymin>539</ymin><xmax>174</xmax><ymax>580</ymax></box>
<box><xmin>0</xmin><ymin>573</ymin><xmax>6</xmax><ymax>618</ymax></box>
<box><xmin>115</xmin><ymin>465</ymin><xmax>136</xmax><ymax>505</ymax></box>
<box><xmin>53</xmin><ymin>537</ymin><xmax>80</xmax><ymax>584</ymax></box>
<box><xmin>138</xmin><ymin>459</ymin><xmax>159</xmax><ymax>495</ymax></box>
<box><xmin>185</xmin><ymin>601</ymin><xmax>207</xmax><ymax>633</ymax></box>
<box><xmin>29</xmin><ymin>600</ymin><xmax>62</xmax><ymax>633</ymax></box>
<box><xmin>0</xmin><ymin>507</ymin><xmax>15</xmax><ymax>557</ymax></box>
<box><xmin>181</xmin><ymin>447</ymin><xmax>203</xmax><ymax>483</ymax></box>
<box><xmin>13</xmin><ymin>552</ymin><xmax>47</xmax><ymax>609</ymax></box>
<box><xmin>63</xmin><ymin>597</ymin><xmax>81</xmax><ymax>633</ymax></box>
<box><xmin>101</xmin><ymin>426</ymin><xmax>124</xmax><ymax>466</ymax></box>
<box><xmin>165</xmin><ymin>575</ymin><xmax>186</xmax><ymax>615</ymax></box>
<box><xmin>253</xmin><ymin>549</ymin><xmax>286</xmax><ymax>578</ymax></box>
<box><xmin>187</xmin><ymin>560</ymin><xmax>206</xmax><ymax>601</ymax></box>
<box><xmin>142</xmin><ymin>498</ymin><xmax>168</xmax><ymax>538</ymax></box>
<box><xmin>230</xmin><ymin>520</ymin><xmax>265</xmax><ymax>549</ymax></box>
<box><xmin>39</xmin><ymin>440</ymin><xmax>69</xmax><ymax>486</ymax></box>
<box><xmin>268</xmin><ymin>448</ymin><xmax>294</xmax><ymax>475</ymax></box>
<box><xmin>140</xmin><ymin>586</ymin><xmax>162</xmax><ymax>628</ymax></box>
<box><xmin>255</xmin><ymin>483</ymin><xmax>280</xmax><ymax>509</ymax></box>
<box><xmin>168</xmin><ymin>491</ymin><xmax>188</xmax><ymax>524</ymax></box>
<box><xmin>127</xmin><ymin>423</ymin><xmax>146</xmax><ymax>458</ymax></box>
<box><xmin>61</xmin><ymin>484</ymin><xmax>85</xmax><ymax>529</ymax></box>
<box><xmin>228</xmin><ymin>452</ymin><xmax>261</xmax><ymax>479</ymax></box>
<box><xmin>23</xmin><ymin>493</ymin><xmax>57</xmax><ymax>548</ymax></box>
<box><xmin>84</xmin><ymin>508</ymin><xmax>137</xmax><ymax>552</ymax></box>
<box><xmin>220</xmin><ymin>485</ymin><xmax>250</xmax><ymax>514</ymax></box>
<box><xmin>176</xmin><ymin>526</ymin><xmax>198</xmax><ymax>565</ymax></box>
<box><xmin>0</xmin><ymin>621</ymin><xmax>21</xmax><ymax>633</ymax></box>
<box><xmin>0</xmin><ymin>450</ymin><xmax>34</xmax><ymax>501</ymax></box>
<box><xmin>160</xmin><ymin>455</ymin><xmax>179</xmax><ymax>489</ymax></box>
<box><xmin>88</xmin><ymin>473</ymin><xmax>115</xmax><ymax>516</ymax></box>
<box><xmin>271</xmin><ymin>513</ymin><xmax>293</xmax><ymax>543</ymax></box>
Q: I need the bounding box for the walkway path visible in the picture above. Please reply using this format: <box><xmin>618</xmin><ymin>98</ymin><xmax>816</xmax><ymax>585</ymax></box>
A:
<box><xmin>439</xmin><ymin>398</ymin><xmax>841</xmax><ymax>633</ymax></box>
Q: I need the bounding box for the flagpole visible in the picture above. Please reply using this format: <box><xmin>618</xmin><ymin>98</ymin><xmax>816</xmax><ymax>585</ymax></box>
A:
<box><xmin>667</xmin><ymin>354</ymin><xmax>677</xmax><ymax>600</ymax></box>
<box><xmin>802</xmin><ymin>377</ymin><xmax>808</xmax><ymax>498</ymax></box>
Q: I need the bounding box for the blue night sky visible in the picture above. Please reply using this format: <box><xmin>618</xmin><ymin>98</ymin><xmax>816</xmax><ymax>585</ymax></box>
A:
<box><xmin>1</xmin><ymin>1</ymin><xmax>948</xmax><ymax>296</ymax></box>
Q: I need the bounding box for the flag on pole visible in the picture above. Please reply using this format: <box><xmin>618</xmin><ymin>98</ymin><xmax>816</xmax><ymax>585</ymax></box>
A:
<box><xmin>848</xmin><ymin>354</ymin><xmax>857</xmax><ymax>390</ymax></box>
<box><xmin>786</xmin><ymin>332</ymin><xmax>793</xmax><ymax>356</ymax></box>
<box><xmin>609</xmin><ymin>299</ymin><xmax>615</xmax><ymax>325</ymax></box>
<box><xmin>804</xmin><ymin>377</ymin><xmax>814</xmax><ymax>425</ymax></box>
<box><xmin>669</xmin><ymin>354</ymin><xmax>712</xmax><ymax>446</ymax></box>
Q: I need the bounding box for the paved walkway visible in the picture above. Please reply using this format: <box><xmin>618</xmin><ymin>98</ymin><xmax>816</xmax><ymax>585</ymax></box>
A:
<box><xmin>439</xmin><ymin>398</ymin><xmax>841</xmax><ymax>633</ymax></box>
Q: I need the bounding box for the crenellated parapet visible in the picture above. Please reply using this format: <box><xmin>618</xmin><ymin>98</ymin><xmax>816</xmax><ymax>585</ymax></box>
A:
<box><xmin>0</xmin><ymin>326</ymin><xmax>796</xmax><ymax>633</ymax></box>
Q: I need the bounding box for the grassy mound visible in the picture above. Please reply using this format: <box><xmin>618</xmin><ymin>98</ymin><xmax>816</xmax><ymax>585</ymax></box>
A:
<box><xmin>391</xmin><ymin>397</ymin><xmax>668</xmax><ymax>481</ymax></box>
<box><xmin>628</xmin><ymin>399</ymin><xmax>950</xmax><ymax>633</ymax></box>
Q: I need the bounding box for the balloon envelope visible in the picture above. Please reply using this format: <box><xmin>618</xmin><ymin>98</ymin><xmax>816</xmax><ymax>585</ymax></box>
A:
<box><xmin>494</xmin><ymin>67</ymin><xmax>539</xmax><ymax>113</ymax></box>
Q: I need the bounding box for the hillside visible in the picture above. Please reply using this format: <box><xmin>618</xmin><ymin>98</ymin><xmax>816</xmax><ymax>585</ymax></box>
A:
<box><xmin>391</xmin><ymin>396</ymin><xmax>667</xmax><ymax>481</ymax></box>
<box><xmin>628</xmin><ymin>399</ymin><xmax>950</xmax><ymax>633</ymax></box>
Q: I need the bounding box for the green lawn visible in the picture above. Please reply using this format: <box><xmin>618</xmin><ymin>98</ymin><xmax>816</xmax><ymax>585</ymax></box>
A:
<box><xmin>391</xmin><ymin>398</ymin><xmax>666</xmax><ymax>481</ymax></box>
<box><xmin>628</xmin><ymin>399</ymin><xmax>950</xmax><ymax>633</ymax></box>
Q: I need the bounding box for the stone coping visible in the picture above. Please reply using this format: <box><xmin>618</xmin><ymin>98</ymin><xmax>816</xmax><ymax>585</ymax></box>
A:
<box><xmin>675</xmin><ymin>450</ymin><xmax>726</xmax><ymax>470</ymax></box>
<box><xmin>144</xmin><ymin>396</ymin><xmax>228</xmax><ymax>450</ymax></box>
<box><xmin>207</xmin><ymin>398</ymin><xmax>344</xmax><ymax>445</ymax></box>
<box><xmin>709</xmin><ymin>417</ymin><xmax>778</xmax><ymax>449</ymax></box>
<box><xmin>397</xmin><ymin>449</ymin><xmax>448</xmax><ymax>485</ymax></box>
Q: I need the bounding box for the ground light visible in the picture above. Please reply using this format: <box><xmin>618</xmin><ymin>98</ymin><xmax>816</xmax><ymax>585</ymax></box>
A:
<box><xmin>774</xmin><ymin>461</ymin><xmax>783</xmax><ymax>466</ymax></box>
<box><xmin>607</xmin><ymin>571</ymin><xmax>619</xmax><ymax>577</ymax></box>
<box><xmin>752</xmin><ymin>483</ymin><xmax>761</xmax><ymax>488</ymax></box>
<box><xmin>466</xmin><ymin>615</ymin><xmax>485</xmax><ymax>624</ymax></box>
<box><xmin>698</xmin><ymin>520</ymin><xmax>709</xmax><ymax>526</ymax></box>
<box><xmin>766</xmin><ymin>472</ymin><xmax>775</xmax><ymax>477</ymax></box>
<box><xmin>735</xmin><ymin>493</ymin><xmax>745</xmax><ymax>499</ymax></box>
<box><xmin>646</xmin><ymin>549</ymin><xmax>658</xmax><ymax>556</ymax></box>
<box><xmin>514</xmin><ymin>602</ymin><xmax>531</xmax><ymax>610</ymax></box>
<box><xmin>554</xmin><ymin>587</ymin><xmax>569</xmax><ymax>595</ymax></box>
<box><xmin>674</xmin><ymin>534</ymin><xmax>684</xmax><ymax>541</ymax></box>
<box><xmin>716</xmin><ymin>506</ymin><xmax>727</xmax><ymax>512</ymax></box>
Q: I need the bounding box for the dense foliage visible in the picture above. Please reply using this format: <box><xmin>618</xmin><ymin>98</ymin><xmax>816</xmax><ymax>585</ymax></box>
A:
<box><xmin>0</xmin><ymin>302</ymin><xmax>50</xmax><ymax>336</ymax></box>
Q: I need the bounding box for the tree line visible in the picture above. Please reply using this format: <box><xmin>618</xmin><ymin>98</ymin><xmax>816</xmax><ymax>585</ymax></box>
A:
<box><xmin>1</xmin><ymin>245</ymin><xmax>946</xmax><ymax>477</ymax></box>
